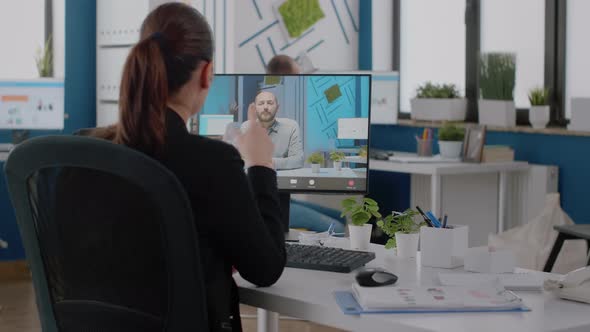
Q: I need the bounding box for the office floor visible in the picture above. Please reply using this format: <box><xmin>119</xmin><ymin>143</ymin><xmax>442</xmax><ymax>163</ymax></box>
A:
<box><xmin>0</xmin><ymin>280</ymin><xmax>344</xmax><ymax>332</ymax></box>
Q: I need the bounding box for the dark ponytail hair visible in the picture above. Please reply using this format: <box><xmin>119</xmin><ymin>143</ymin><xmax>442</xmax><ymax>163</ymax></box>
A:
<box><xmin>115</xmin><ymin>3</ymin><xmax>213</xmax><ymax>157</ymax></box>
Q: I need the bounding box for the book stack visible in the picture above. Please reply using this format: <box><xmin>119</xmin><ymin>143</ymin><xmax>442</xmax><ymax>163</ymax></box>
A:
<box><xmin>482</xmin><ymin>145</ymin><xmax>514</xmax><ymax>163</ymax></box>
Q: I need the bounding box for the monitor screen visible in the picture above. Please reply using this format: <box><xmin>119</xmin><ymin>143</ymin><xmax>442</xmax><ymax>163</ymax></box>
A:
<box><xmin>197</xmin><ymin>74</ymin><xmax>371</xmax><ymax>194</ymax></box>
<box><xmin>0</xmin><ymin>79</ymin><xmax>65</xmax><ymax>130</ymax></box>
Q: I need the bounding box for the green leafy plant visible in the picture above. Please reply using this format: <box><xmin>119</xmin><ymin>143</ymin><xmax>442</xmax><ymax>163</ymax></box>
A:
<box><xmin>340</xmin><ymin>197</ymin><xmax>382</xmax><ymax>226</ymax></box>
<box><xmin>377</xmin><ymin>209</ymin><xmax>426</xmax><ymax>249</ymax></box>
<box><xmin>416</xmin><ymin>82</ymin><xmax>461</xmax><ymax>99</ymax></box>
<box><xmin>528</xmin><ymin>87</ymin><xmax>550</xmax><ymax>106</ymax></box>
<box><xmin>359</xmin><ymin>145</ymin><xmax>368</xmax><ymax>158</ymax></box>
<box><xmin>329</xmin><ymin>151</ymin><xmax>346</xmax><ymax>162</ymax></box>
<box><xmin>307</xmin><ymin>152</ymin><xmax>324</xmax><ymax>164</ymax></box>
<box><xmin>35</xmin><ymin>35</ymin><xmax>53</xmax><ymax>77</ymax></box>
<box><xmin>438</xmin><ymin>123</ymin><xmax>465</xmax><ymax>142</ymax></box>
<box><xmin>479</xmin><ymin>52</ymin><xmax>516</xmax><ymax>101</ymax></box>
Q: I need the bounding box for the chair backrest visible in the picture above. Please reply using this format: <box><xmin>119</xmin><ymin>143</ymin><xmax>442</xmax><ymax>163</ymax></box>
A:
<box><xmin>4</xmin><ymin>135</ymin><xmax>208</xmax><ymax>332</ymax></box>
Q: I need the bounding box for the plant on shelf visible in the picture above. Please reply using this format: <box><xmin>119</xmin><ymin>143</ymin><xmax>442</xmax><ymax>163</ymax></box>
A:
<box><xmin>329</xmin><ymin>151</ymin><xmax>346</xmax><ymax>162</ymax></box>
<box><xmin>307</xmin><ymin>152</ymin><xmax>324</xmax><ymax>173</ymax></box>
<box><xmin>329</xmin><ymin>151</ymin><xmax>346</xmax><ymax>171</ymax></box>
<box><xmin>438</xmin><ymin>123</ymin><xmax>465</xmax><ymax>159</ymax></box>
<box><xmin>359</xmin><ymin>145</ymin><xmax>368</xmax><ymax>158</ymax></box>
<box><xmin>35</xmin><ymin>35</ymin><xmax>53</xmax><ymax>78</ymax></box>
<box><xmin>411</xmin><ymin>82</ymin><xmax>467</xmax><ymax>122</ymax></box>
<box><xmin>438</xmin><ymin>123</ymin><xmax>464</xmax><ymax>142</ymax></box>
<box><xmin>479</xmin><ymin>53</ymin><xmax>516</xmax><ymax>101</ymax></box>
<box><xmin>341</xmin><ymin>197</ymin><xmax>383</xmax><ymax>250</ymax></box>
<box><xmin>528</xmin><ymin>87</ymin><xmax>551</xmax><ymax>129</ymax></box>
<box><xmin>416</xmin><ymin>82</ymin><xmax>461</xmax><ymax>99</ymax></box>
<box><xmin>307</xmin><ymin>152</ymin><xmax>324</xmax><ymax>165</ymax></box>
<box><xmin>528</xmin><ymin>87</ymin><xmax>549</xmax><ymax>106</ymax></box>
<box><xmin>479</xmin><ymin>52</ymin><xmax>517</xmax><ymax>127</ymax></box>
<box><xmin>377</xmin><ymin>209</ymin><xmax>425</xmax><ymax>258</ymax></box>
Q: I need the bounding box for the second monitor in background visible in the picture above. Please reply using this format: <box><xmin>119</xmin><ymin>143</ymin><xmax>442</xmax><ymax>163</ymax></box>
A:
<box><xmin>196</xmin><ymin>74</ymin><xmax>372</xmax><ymax>194</ymax></box>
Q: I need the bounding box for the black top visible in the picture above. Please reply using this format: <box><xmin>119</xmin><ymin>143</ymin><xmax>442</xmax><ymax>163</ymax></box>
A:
<box><xmin>160</xmin><ymin>110</ymin><xmax>286</xmax><ymax>331</ymax></box>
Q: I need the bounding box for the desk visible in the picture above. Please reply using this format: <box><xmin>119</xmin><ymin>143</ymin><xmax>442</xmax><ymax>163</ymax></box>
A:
<box><xmin>369</xmin><ymin>156</ymin><xmax>529</xmax><ymax>233</ymax></box>
<box><xmin>236</xmin><ymin>242</ymin><xmax>590</xmax><ymax>332</ymax></box>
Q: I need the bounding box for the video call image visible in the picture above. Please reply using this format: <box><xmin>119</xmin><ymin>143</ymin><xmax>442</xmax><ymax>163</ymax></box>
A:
<box><xmin>195</xmin><ymin>74</ymin><xmax>371</xmax><ymax>193</ymax></box>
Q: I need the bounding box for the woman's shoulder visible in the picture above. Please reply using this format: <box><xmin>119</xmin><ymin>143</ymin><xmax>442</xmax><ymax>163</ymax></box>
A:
<box><xmin>177</xmin><ymin>134</ymin><xmax>241</xmax><ymax>161</ymax></box>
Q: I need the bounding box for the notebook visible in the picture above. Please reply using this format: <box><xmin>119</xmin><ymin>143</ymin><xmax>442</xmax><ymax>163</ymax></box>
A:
<box><xmin>438</xmin><ymin>272</ymin><xmax>545</xmax><ymax>291</ymax></box>
<box><xmin>340</xmin><ymin>282</ymin><xmax>529</xmax><ymax>314</ymax></box>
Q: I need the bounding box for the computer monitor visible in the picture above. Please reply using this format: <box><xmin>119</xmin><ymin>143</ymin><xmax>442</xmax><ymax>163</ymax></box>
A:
<box><xmin>0</xmin><ymin>79</ymin><xmax>65</xmax><ymax>130</ymax></box>
<box><xmin>197</xmin><ymin>74</ymin><xmax>371</xmax><ymax>194</ymax></box>
<box><xmin>198</xmin><ymin>114</ymin><xmax>235</xmax><ymax>136</ymax></box>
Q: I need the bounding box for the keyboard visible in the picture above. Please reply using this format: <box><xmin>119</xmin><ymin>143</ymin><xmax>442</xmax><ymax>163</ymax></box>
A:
<box><xmin>285</xmin><ymin>243</ymin><xmax>376</xmax><ymax>273</ymax></box>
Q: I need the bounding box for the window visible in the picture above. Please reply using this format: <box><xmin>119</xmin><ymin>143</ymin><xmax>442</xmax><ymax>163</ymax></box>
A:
<box><xmin>565</xmin><ymin>0</ymin><xmax>590</xmax><ymax>118</ymax></box>
<box><xmin>0</xmin><ymin>1</ymin><xmax>46</xmax><ymax>78</ymax></box>
<box><xmin>399</xmin><ymin>0</ymin><xmax>466</xmax><ymax>113</ymax></box>
<box><xmin>480</xmin><ymin>0</ymin><xmax>545</xmax><ymax>109</ymax></box>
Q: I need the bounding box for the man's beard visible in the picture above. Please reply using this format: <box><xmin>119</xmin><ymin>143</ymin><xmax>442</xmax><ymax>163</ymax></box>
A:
<box><xmin>257</xmin><ymin>111</ymin><xmax>276</xmax><ymax>123</ymax></box>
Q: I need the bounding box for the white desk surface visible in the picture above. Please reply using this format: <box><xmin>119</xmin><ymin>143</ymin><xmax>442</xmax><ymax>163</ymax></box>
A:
<box><xmin>370</xmin><ymin>156</ymin><xmax>530</xmax><ymax>175</ymax></box>
<box><xmin>235</xmin><ymin>242</ymin><xmax>590</xmax><ymax>332</ymax></box>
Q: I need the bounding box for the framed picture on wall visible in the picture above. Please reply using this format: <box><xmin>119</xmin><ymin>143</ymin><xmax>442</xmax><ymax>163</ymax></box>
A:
<box><xmin>462</xmin><ymin>125</ymin><xmax>487</xmax><ymax>163</ymax></box>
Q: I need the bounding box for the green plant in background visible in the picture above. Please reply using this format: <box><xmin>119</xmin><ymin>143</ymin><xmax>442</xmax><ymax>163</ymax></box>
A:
<box><xmin>528</xmin><ymin>87</ymin><xmax>550</xmax><ymax>106</ymax></box>
<box><xmin>377</xmin><ymin>209</ymin><xmax>425</xmax><ymax>249</ymax></box>
<box><xmin>278</xmin><ymin>0</ymin><xmax>325</xmax><ymax>38</ymax></box>
<box><xmin>307</xmin><ymin>152</ymin><xmax>324</xmax><ymax>164</ymax></box>
<box><xmin>479</xmin><ymin>52</ymin><xmax>516</xmax><ymax>101</ymax></box>
<box><xmin>340</xmin><ymin>197</ymin><xmax>383</xmax><ymax>226</ymax></box>
<box><xmin>359</xmin><ymin>145</ymin><xmax>368</xmax><ymax>158</ymax></box>
<box><xmin>35</xmin><ymin>35</ymin><xmax>53</xmax><ymax>77</ymax></box>
<box><xmin>438</xmin><ymin>122</ymin><xmax>465</xmax><ymax>141</ymax></box>
<box><xmin>416</xmin><ymin>82</ymin><xmax>461</xmax><ymax>99</ymax></box>
<box><xmin>329</xmin><ymin>151</ymin><xmax>346</xmax><ymax>162</ymax></box>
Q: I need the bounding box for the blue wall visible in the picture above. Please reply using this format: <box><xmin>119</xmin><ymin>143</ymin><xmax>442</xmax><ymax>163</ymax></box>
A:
<box><xmin>369</xmin><ymin>125</ymin><xmax>590</xmax><ymax>225</ymax></box>
<box><xmin>0</xmin><ymin>0</ymin><xmax>96</xmax><ymax>261</ymax></box>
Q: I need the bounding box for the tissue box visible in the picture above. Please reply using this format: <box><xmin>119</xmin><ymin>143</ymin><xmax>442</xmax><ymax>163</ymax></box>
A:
<box><xmin>420</xmin><ymin>225</ymin><xmax>468</xmax><ymax>268</ymax></box>
<box><xmin>464</xmin><ymin>246</ymin><xmax>515</xmax><ymax>273</ymax></box>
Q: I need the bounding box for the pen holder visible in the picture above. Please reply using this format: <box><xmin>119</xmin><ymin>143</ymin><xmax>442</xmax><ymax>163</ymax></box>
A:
<box><xmin>416</xmin><ymin>139</ymin><xmax>433</xmax><ymax>157</ymax></box>
<box><xmin>420</xmin><ymin>225</ymin><xmax>468</xmax><ymax>268</ymax></box>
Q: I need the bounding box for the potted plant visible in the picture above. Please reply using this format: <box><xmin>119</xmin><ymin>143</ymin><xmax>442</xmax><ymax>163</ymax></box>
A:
<box><xmin>341</xmin><ymin>197</ymin><xmax>382</xmax><ymax>251</ymax></box>
<box><xmin>410</xmin><ymin>82</ymin><xmax>467</xmax><ymax>121</ymax></box>
<box><xmin>479</xmin><ymin>52</ymin><xmax>516</xmax><ymax>127</ymax></box>
<box><xmin>528</xmin><ymin>87</ymin><xmax>550</xmax><ymax>129</ymax></box>
<box><xmin>35</xmin><ymin>35</ymin><xmax>53</xmax><ymax>78</ymax></box>
<box><xmin>359</xmin><ymin>145</ymin><xmax>368</xmax><ymax>158</ymax></box>
<box><xmin>377</xmin><ymin>209</ymin><xmax>425</xmax><ymax>258</ymax></box>
<box><xmin>438</xmin><ymin>122</ymin><xmax>465</xmax><ymax>159</ymax></box>
<box><xmin>307</xmin><ymin>152</ymin><xmax>324</xmax><ymax>173</ymax></box>
<box><xmin>329</xmin><ymin>151</ymin><xmax>346</xmax><ymax>171</ymax></box>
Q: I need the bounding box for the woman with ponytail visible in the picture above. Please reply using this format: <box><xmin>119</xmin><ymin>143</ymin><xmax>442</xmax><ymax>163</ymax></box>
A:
<box><xmin>91</xmin><ymin>3</ymin><xmax>285</xmax><ymax>331</ymax></box>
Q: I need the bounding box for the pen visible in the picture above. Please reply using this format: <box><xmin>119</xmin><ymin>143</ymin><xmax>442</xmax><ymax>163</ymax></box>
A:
<box><xmin>425</xmin><ymin>211</ymin><xmax>441</xmax><ymax>228</ymax></box>
<box><xmin>415</xmin><ymin>206</ymin><xmax>434</xmax><ymax>227</ymax></box>
<box><xmin>442</xmin><ymin>215</ymin><xmax>448</xmax><ymax>228</ymax></box>
<box><xmin>422</xmin><ymin>128</ymin><xmax>428</xmax><ymax>140</ymax></box>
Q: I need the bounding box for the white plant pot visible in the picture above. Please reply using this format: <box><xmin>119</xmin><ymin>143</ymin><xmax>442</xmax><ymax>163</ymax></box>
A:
<box><xmin>383</xmin><ymin>247</ymin><xmax>397</xmax><ymax>259</ymax></box>
<box><xmin>311</xmin><ymin>163</ymin><xmax>320</xmax><ymax>173</ymax></box>
<box><xmin>478</xmin><ymin>100</ymin><xmax>516</xmax><ymax>127</ymax></box>
<box><xmin>333</xmin><ymin>161</ymin><xmax>342</xmax><ymax>171</ymax></box>
<box><xmin>395</xmin><ymin>232</ymin><xmax>419</xmax><ymax>258</ymax></box>
<box><xmin>349</xmin><ymin>224</ymin><xmax>373</xmax><ymax>251</ymax></box>
<box><xmin>529</xmin><ymin>105</ymin><xmax>550</xmax><ymax>129</ymax></box>
<box><xmin>438</xmin><ymin>141</ymin><xmax>463</xmax><ymax>159</ymax></box>
<box><xmin>411</xmin><ymin>98</ymin><xmax>468</xmax><ymax>121</ymax></box>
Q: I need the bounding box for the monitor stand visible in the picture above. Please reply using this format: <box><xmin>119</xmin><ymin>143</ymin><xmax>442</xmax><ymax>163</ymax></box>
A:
<box><xmin>281</xmin><ymin>192</ymin><xmax>303</xmax><ymax>242</ymax></box>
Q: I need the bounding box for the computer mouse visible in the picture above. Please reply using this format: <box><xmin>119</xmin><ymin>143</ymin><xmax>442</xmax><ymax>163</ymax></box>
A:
<box><xmin>355</xmin><ymin>269</ymin><xmax>398</xmax><ymax>287</ymax></box>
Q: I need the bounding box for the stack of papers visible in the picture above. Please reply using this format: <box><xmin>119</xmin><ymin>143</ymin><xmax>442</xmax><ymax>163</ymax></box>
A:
<box><xmin>388</xmin><ymin>154</ymin><xmax>461</xmax><ymax>163</ymax></box>
<box><xmin>349</xmin><ymin>283</ymin><xmax>527</xmax><ymax>312</ymax></box>
<box><xmin>438</xmin><ymin>272</ymin><xmax>545</xmax><ymax>291</ymax></box>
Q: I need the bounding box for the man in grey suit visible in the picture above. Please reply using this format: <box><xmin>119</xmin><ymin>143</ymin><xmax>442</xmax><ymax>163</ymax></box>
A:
<box><xmin>242</xmin><ymin>90</ymin><xmax>304</xmax><ymax>170</ymax></box>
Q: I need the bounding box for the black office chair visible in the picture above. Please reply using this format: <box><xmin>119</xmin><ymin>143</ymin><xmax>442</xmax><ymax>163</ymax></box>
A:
<box><xmin>4</xmin><ymin>135</ymin><xmax>208</xmax><ymax>331</ymax></box>
<box><xmin>544</xmin><ymin>225</ymin><xmax>590</xmax><ymax>272</ymax></box>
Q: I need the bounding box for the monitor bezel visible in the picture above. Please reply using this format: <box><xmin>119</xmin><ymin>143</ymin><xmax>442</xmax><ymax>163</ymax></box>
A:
<box><xmin>211</xmin><ymin>73</ymin><xmax>372</xmax><ymax>195</ymax></box>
